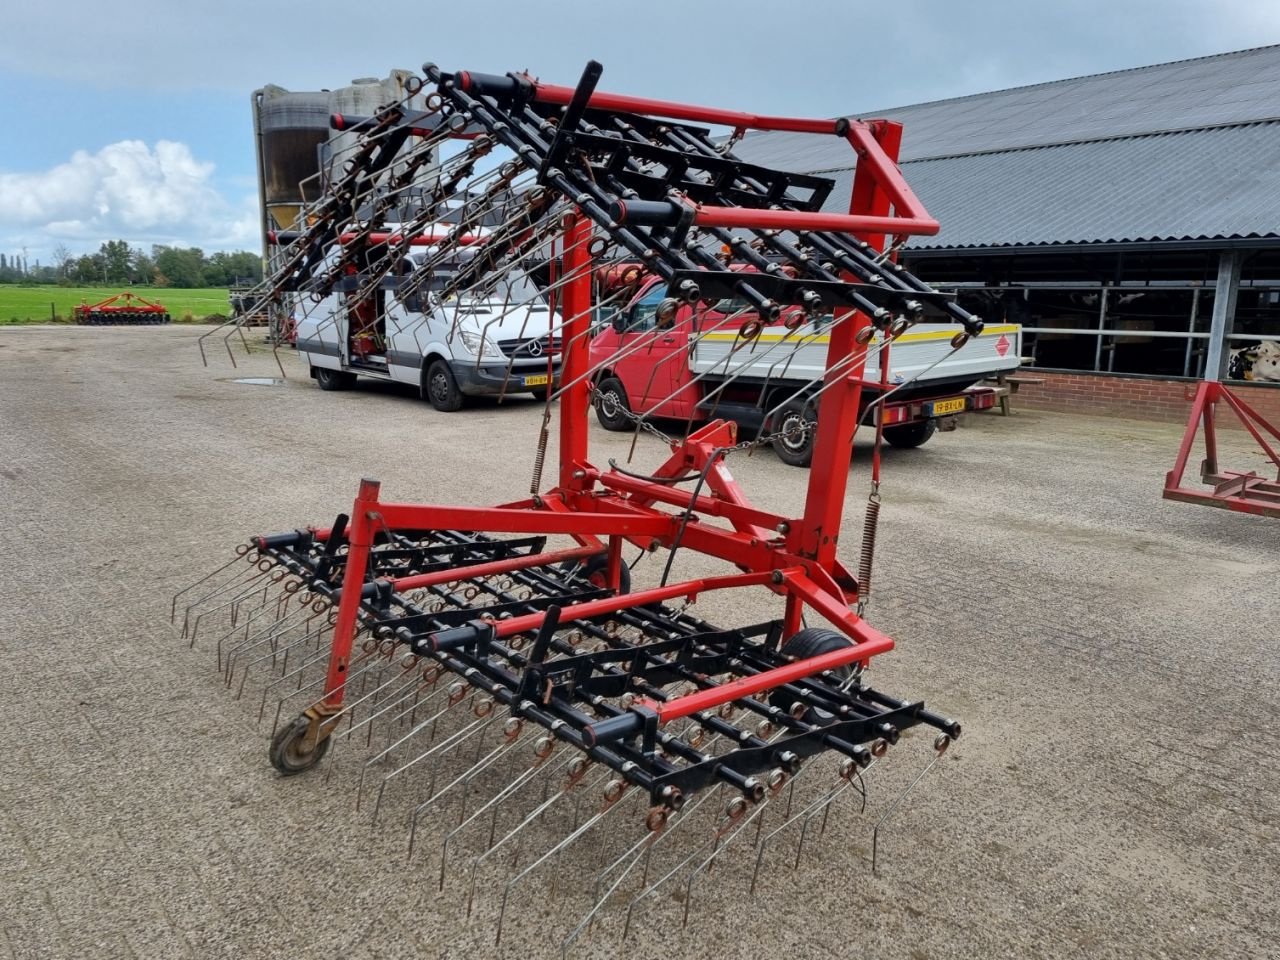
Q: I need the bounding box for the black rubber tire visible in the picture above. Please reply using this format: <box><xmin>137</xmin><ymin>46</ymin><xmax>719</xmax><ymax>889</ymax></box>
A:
<box><xmin>561</xmin><ymin>552</ymin><xmax>631</xmax><ymax>594</ymax></box>
<box><xmin>424</xmin><ymin>359</ymin><xmax>464</xmax><ymax>412</ymax></box>
<box><xmin>314</xmin><ymin>366</ymin><xmax>357</xmax><ymax>391</ymax></box>
<box><xmin>529</xmin><ymin>387</ymin><xmax>550</xmax><ymax>403</ymax></box>
<box><xmin>770</xmin><ymin>399</ymin><xmax>817</xmax><ymax>468</ymax></box>
<box><xmin>769</xmin><ymin>628</ymin><xmax>856</xmax><ymax>720</ymax></box>
<box><xmin>593</xmin><ymin>377</ymin><xmax>634</xmax><ymax>432</ymax></box>
<box><xmin>269</xmin><ymin>714</ymin><xmax>331</xmax><ymax>775</ymax></box>
<box><xmin>884</xmin><ymin>420</ymin><xmax>936</xmax><ymax>449</ymax></box>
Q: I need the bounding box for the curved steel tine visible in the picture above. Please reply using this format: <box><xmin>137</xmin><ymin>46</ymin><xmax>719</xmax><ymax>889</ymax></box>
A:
<box><xmin>171</xmin><ymin>552</ymin><xmax>249</xmax><ymax>622</ymax></box>
<box><xmin>183</xmin><ymin>566</ymin><xmax>274</xmax><ymax>641</ymax></box>
<box><xmin>407</xmin><ymin>730</ymin><xmax>526</xmax><ymax>860</ymax></box>
<box><xmin>562</xmin><ymin>829</ymin><xmax>655</xmax><ymax>957</ymax></box>
<box><xmin>439</xmin><ymin>749</ymin><xmax>573</xmax><ymax>892</ymax></box>
<box><xmin>366</xmin><ymin>712</ymin><xmax>490</xmax><ymax>821</ymax></box>
<box><xmin>681</xmin><ymin>796</ymin><xmax>774</xmax><ymax>929</ymax></box>
<box><xmin>872</xmin><ymin>738</ymin><xmax>950</xmax><ymax>874</ymax></box>
<box><xmin>494</xmin><ymin>783</ymin><xmax>633</xmax><ymax>947</ymax></box>
<box><xmin>235</xmin><ymin>626</ymin><xmax>328</xmax><ymax>699</ymax></box>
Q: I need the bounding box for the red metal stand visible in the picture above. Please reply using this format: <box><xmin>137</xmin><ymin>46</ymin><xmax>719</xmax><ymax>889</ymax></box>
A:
<box><xmin>1164</xmin><ymin>380</ymin><xmax>1280</xmax><ymax>517</ymax></box>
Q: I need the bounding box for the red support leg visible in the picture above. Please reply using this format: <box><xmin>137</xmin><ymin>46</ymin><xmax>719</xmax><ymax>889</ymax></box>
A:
<box><xmin>323</xmin><ymin>477</ymin><xmax>381</xmax><ymax>707</ymax></box>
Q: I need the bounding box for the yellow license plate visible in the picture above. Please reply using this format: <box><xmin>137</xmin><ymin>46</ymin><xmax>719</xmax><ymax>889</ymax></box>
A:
<box><xmin>523</xmin><ymin>374</ymin><xmax>550</xmax><ymax>387</ymax></box>
<box><xmin>929</xmin><ymin>397</ymin><xmax>967</xmax><ymax>416</ymax></box>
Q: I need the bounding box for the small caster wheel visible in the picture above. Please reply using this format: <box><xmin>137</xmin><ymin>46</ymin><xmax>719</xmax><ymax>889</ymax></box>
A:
<box><xmin>270</xmin><ymin>714</ymin><xmax>331</xmax><ymax>775</ymax></box>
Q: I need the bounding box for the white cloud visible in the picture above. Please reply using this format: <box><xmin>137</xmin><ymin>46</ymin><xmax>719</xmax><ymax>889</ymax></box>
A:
<box><xmin>0</xmin><ymin>140</ymin><xmax>259</xmax><ymax>259</ymax></box>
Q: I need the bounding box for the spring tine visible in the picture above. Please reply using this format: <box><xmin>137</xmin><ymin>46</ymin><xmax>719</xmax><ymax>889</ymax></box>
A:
<box><xmin>439</xmin><ymin>747</ymin><xmax>570</xmax><ymax>892</ymax></box>
<box><xmin>171</xmin><ymin>552</ymin><xmax>250</xmax><ymax>622</ymax></box>
<box><xmin>682</xmin><ymin>797</ymin><xmax>772</xmax><ymax>929</ymax></box>
<box><xmin>872</xmin><ymin>737</ymin><xmax>950</xmax><ymax>874</ymax></box>
<box><xmin>183</xmin><ymin>565</ymin><xmax>273</xmax><ymax>641</ymax></box>
<box><xmin>367</xmin><ymin>713</ymin><xmax>489</xmax><ymax>821</ymax></box>
<box><xmin>407</xmin><ymin>727</ymin><xmax>525</xmax><ymax>860</ymax></box>
<box><xmin>494</xmin><ymin>781</ymin><xmax>632</xmax><ymax>948</ymax></box>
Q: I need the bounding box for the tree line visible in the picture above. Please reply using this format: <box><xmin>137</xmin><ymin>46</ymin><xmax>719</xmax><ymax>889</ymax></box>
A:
<box><xmin>0</xmin><ymin>240</ymin><xmax>263</xmax><ymax>288</ymax></box>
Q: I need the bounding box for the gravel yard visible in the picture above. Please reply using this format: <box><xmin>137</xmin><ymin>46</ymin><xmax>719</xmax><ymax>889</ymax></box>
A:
<box><xmin>2</xmin><ymin>323</ymin><xmax>1276</xmax><ymax>960</ymax></box>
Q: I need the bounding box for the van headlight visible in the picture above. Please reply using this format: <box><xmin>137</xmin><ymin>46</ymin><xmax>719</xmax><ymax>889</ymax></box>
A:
<box><xmin>458</xmin><ymin>329</ymin><xmax>503</xmax><ymax>358</ymax></box>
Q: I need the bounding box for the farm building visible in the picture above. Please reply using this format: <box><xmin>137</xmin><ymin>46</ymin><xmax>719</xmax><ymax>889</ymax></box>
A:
<box><xmin>732</xmin><ymin>44</ymin><xmax>1280</xmax><ymax>423</ymax></box>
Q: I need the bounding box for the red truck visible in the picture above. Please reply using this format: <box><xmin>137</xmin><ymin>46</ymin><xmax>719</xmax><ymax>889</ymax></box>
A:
<box><xmin>588</xmin><ymin>275</ymin><xmax>1022</xmax><ymax>466</ymax></box>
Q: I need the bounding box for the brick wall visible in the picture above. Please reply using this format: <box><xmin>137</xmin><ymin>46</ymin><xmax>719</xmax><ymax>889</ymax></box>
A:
<box><xmin>1010</xmin><ymin>371</ymin><xmax>1280</xmax><ymax>427</ymax></box>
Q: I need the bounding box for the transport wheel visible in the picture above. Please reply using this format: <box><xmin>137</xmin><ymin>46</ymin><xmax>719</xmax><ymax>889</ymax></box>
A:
<box><xmin>314</xmin><ymin>366</ymin><xmax>357</xmax><ymax>391</ymax></box>
<box><xmin>769</xmin><ymin>628</ymin><xmax>857</xmax><ymax>721</ymax></box>
<box><xmin>529</xmin><ymin>387</ymin><xmax>550</xmax><ymax>402</ymax></box>
<box><xmin>884</xmin><ymin>420</ymin><xmax>936</xmax><ymax>449</ymax></box>
<box><xmin>561</xmin><ymin>552</ymin><xmax>631</xmax><ymax>594</ymax></box>
<box><xmin>425</xmin><ymin>359</ymin><xmax>464</xmax><ymax>411</ymax></box>
<box><xmin>594</xmin><ymin>377</ymin><xmax>634</xmax><ymax>431</ymax></box>
<box><xmin>269</xmin><ymin>714</ymin><xmax>331</xmax><ymax>775</ymax></box>
<box><xmin>771</xmin><ymin>399</ymin><xmax>816</xmax><ymax>467</ymax></box>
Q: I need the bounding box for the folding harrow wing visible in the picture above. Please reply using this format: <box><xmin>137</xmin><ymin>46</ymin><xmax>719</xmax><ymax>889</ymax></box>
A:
<box><xmin>179</xmin><ymin>61</ymin><xmax>982</xmax><ymax>942</ymax></box>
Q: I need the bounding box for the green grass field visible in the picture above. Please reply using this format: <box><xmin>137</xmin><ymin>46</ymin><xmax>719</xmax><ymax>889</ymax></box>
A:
<box><xmin>0</xmin><ymin>285</ymin><xmax>232</xmax><ymax>324</ymax></box>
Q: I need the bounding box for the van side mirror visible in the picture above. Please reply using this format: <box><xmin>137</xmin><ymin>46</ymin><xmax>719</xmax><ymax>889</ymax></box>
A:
<box><xmin>611</xmin><ymin>308</ymin><xmax>628</xmax><ymax>333</ymax></box>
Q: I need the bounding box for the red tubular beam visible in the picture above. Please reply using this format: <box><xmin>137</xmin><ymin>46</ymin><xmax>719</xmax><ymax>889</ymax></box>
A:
<box><xmin>490</xmin><ymin>569</ymin><xmax>792</xmax><ymax>639</ymax></box>
<box><xmin>527</xmin><ymin>81</ymin><xmax>838</xmax><ymax>134</ymax></box>
<box><xmin>385</xmin><ymin>545</ymin><xmax>600</xmax><ymax>592</ymax></box>
<box><xmin>650</xmin><ymin>629</ymin><xmax>893</xmax><ymax>724</ymax></box>
<box><xmin>323</xmin><ymin>479</ymin><xmax>381</xmax><ymax>705</ymax></box>
<box><xmin>844</xmin><ymin>123</ymin><xmax>932</xmax><ymax>222</ymax></box>
<box><xmin>691</xmin><ymin>205</ymin><xmax>939</xmax><ymax>237</ymax></box>
<box><xmin>375</xmin><ymin>503</ymin><xmax>674</xmax><ymax>538</ymax></box>
<box><xmin>596</xmin><ymin>471</ymin><xmax>791</xmax><ymax>533</ymax></box>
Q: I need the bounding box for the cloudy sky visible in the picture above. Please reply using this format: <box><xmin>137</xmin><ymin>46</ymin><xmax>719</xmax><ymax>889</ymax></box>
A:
<box><xmin>2</xmin><ymin>0</ymin><xmax>1278</xmax><ymax>264</ymax></box>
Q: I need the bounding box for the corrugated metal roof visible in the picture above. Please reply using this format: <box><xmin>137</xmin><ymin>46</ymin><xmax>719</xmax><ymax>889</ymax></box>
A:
<box><xmin>734</xmin><ymin>45</ymin><xmax>1280</xmax><ymax>169</ymax></box>
<box><xmin>728</xmin><ymin>46</ymin><xmax>1280</xmax><ymax>251</ymax></box>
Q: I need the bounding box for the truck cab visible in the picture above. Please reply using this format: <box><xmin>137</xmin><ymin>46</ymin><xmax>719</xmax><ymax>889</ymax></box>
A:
<box><xmin>296</xmin><ymin>258</ymin><xmax>560</xmax><ymax>410</ymax></box>
<box><xmin>589</xmin><ymin>275</ymin><xmax>1021</xmax><ymax>466</ymax></box>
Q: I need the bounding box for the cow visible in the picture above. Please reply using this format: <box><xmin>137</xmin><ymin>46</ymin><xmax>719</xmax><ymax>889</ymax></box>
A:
<box><xmin>1229</xmin><ymin>341</ymin><xmax>1280</xmax><ymax>382</ymax></box>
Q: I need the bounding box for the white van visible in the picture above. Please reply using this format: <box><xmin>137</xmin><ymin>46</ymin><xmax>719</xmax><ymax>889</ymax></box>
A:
<box><xmin>295</xmin><ymin>264</ymin><xmax>560</xmax><ymax>411</ymax></box>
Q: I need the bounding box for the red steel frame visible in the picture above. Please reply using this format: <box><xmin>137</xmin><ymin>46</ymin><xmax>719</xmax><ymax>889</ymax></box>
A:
<box><xmin>1164</xmin><ymin>380</ymin><xmax>1280</xmax><ymax>517</ymax></box>
<box><xmin>308</xmin><ymin>86</ymin><xmax>941</xmax><ymax>732</ymax></box>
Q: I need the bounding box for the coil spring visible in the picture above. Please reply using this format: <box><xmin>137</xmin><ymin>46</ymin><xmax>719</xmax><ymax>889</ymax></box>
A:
<box><xmin>857</xmin><ymin>491</ymin><xmax>881</xmax><ymax>606</ymax></box>
<box><xmin>530</xmin><ymin>412</ymin><xmax>551</xmax><ymax>494</ymax></box>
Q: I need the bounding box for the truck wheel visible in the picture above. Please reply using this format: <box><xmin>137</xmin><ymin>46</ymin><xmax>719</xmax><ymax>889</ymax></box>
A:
<box><xmin>424</xmin><ymin>359</ymin><xmax>464</xmax><ymax>412</ymax></box>
<box><xmin>314</xmin><ymin>366</ymin><xmax>357</xmax><ymax>391</ymax></box>
<box><xmin>884</xmin><ymin>420</ymin><xmax>936</xmax><ymax>449</ymax></box>
<box><xmin>771</xmin><ymin>399</ymin><xmax>816</xmax><ymax>467</ymax></box>
<box><xmin>594</xmin><ymin>377</ymin><xmax>634</xmax><ymax>432</ymax></box>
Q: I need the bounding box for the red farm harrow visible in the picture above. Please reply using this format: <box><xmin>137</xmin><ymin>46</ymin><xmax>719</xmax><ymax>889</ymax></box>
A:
<box><xmin>73</xmin><ymin>291</ymin><xmax>171</xmax><ymax>325</ymax></box>
<box><xmin>177</xmin><ymin>61</ymin><xmax>984</xmax><ymax>944</ymax></box>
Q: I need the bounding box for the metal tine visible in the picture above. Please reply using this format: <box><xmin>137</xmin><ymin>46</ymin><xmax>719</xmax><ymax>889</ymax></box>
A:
<box><xmin>494</xmin><ymin>780</ymin><xmax>635</xmax><ymax>947</ymax></box>
<box><xmin>364</xmin><ymin>703</ymin><xmax>491</xmax><ymax>819</ymax></box>
<box><xmin>465</xmin><ymin>755</ymin><xmax>593</xmax><ymax>919</ymax></box>
<box><xmin>407</xmin><ymin>720</ymin><xmax>527</xmax><ymax>860</ymax></box>
<box><xmin>872</xmin><ymin>736</ymin><xmax>951</xmax><ymax>874</ymax></box>
<box><xmin>370</xmin><ymin>712</ymin><xmax>497</xmax><ymax>822</ymax></box>
<box><xmin>258</xmin><ymin>645</ymin><xmax>331</xmax><ymax>723</ymax></box>
<box><xmin>212</xmin><ymin>586</ymin><xmax>296</xmax><ymax>672</ymax></box>
<box><xmin>171</xmin><ymin>550</ymin><xmax>252</xmax><ymax>623</ymax></box>
<box><xmin>234</xmin><ymin>621</ymin><xmax>331</xmax><ymax>700</ymax></box>
<box><xmin>341</xmin><ymin>664</ymin><xmax>452</xmax><ymax>746</ymax></box>
<box><xmin>181</xmin><ymin>564</ymin><xmax>275</xmax><ymax>642</ymax></box>
<box><xmin>439</xmin><ymin>746</ymin><xmax>574</xmax><ymax>892</ymax></box>
<box><xmin>221</xmin><ymin>600</ymin><xmax>314</xmax><ymax>685</ymax></box>
<box><xmin>561</xmin><ymin>829</ymin><xmax>656</xmax><ymax>958</ymax></box>
<box><xmin>680</xmin><ymin>795</ymin><xmax>776</xmax><ymax>930</ymax></box>
<box><xmin>749</xmin><ymin>760</ymin><xmax>872</xmax><ymax>895</ymax></box>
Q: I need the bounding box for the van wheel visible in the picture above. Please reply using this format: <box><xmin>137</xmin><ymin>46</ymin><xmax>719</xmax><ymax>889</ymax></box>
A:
<box><xmin>314</xmin><ymin>367</ymin><xmax>357</xmax><ymax>391</ymax></box>
<box><xmin>594</xmin><ymin>377</ymin><xmax>634</xmax><ymax>432</ymax></box>
<box><xmin>884</xmin><ymin>420</ymin><xmax>936</xmax><ymax>449</ymax></box>
<box><xmin>424</xmin><ymin>359</ymin><xmax>464</xmax><ymax>412</ymax></box>
<box><xmin>529</xmin><ymin>387</ymin><xmax>550</xmax><ymax>403</ymax></box>
<box><xmin>771</xmin><ymin>399</ymin><xmax>816</xmax><ymax>467</ymax></box>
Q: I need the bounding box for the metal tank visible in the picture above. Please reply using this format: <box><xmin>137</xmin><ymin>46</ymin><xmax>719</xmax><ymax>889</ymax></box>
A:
<box><xmin>252</xmin><ymin>85</ymin><xmax>330</xmax><ymax>234</ymax></box>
